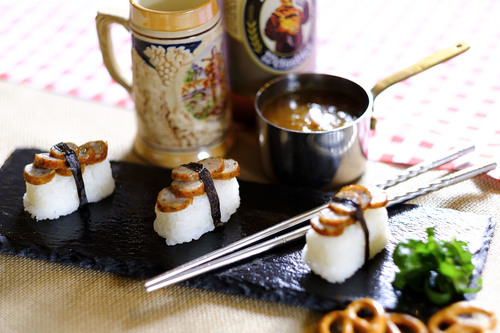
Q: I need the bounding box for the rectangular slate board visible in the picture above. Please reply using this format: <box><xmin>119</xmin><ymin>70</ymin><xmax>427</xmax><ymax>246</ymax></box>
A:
<box><xmin>0</xmin><ymin>149</ymin><xmax>496</xmax><ymax>318</ymax></box>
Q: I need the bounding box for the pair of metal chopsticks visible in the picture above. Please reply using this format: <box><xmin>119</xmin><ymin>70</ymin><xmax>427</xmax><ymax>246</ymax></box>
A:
<box><xmin>145</xmin><ymin>145</ymin><xmax>496</xmax><ymax>292</ymax></box>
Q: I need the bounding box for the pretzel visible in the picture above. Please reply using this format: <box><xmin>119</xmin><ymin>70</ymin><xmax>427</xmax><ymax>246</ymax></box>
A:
<box><xmin>427</xmin><ymin>301</ymin><xmax>497</xmax><ymax>333</ymax></box>
<box><xmin>318</xmin><ymin>298</ymin><xmax>386</xmax><ymax>333</ymax></box>
<box><xmin>386</xmin><ymin>313</ymin><xmax>428</xmax><ymax>333</ymax></box>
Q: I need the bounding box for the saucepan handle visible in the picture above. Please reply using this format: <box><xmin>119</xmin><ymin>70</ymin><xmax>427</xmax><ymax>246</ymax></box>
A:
<box><xmin>371</xmin><ymin>42</ymin><xmax>470</xmax><ymax>99</ymax></box>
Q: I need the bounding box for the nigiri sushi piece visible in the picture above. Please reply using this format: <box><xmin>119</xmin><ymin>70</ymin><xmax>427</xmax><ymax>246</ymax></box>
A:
<box><xmin>154</xmin><ymin>157</ymin><xmax>240</xmax><ymax>246</ymax></box>
<box><xmin>302</xmin><ymin>185</ymin><xmax>389</xmax><ymax>283</ymax></box>
<box><xmin>23</xmin><ymin>141</ymin><xmax>115</xmax><ymax>220</ymax></box>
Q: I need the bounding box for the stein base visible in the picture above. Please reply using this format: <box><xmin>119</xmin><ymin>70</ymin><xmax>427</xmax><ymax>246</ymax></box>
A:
<box><xmin>133</xmin><ymin>133</ymin><xmax>234</xmax><ymax>169</ymax></box>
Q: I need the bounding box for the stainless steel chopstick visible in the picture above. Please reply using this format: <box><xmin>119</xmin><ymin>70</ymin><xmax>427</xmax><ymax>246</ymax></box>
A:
<box><xmin>145</xmin><ymin>202</ymin><xmax>329</xmax><ymax>288</ymax></box>
<box><xmin>146</xmin><ymin>161</ymin><xmax>496</xmax><ymax>292</ymax></box>
<box><xmin>147</xmin><ymin>225</ymin><xmax>311</xmax><ymax>290</ymax></box>
<box><xmin>386</xmin><ymin>161</ymin><xmax>497</xmax><ymax>206</ymax></box>
<box><xmin>375</xmin><ymin>145</ymin><xmax>475</xmax><ymax>189</ymax></box>
<box><xmin>145</xmin><ymin>145</ymin><xmax>473</xmax><ymax>289</ymax></box>
<box><xmin>145</xmin><ymin>147</ymin><xmax>489</xmax><ymax>292</ymax></box>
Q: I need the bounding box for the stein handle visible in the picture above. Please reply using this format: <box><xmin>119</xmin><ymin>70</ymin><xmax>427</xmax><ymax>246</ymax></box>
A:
<box><xmin>96</xmin><ymin>8</ymin><xmax>132</xmax><ymax>94</ymax></box>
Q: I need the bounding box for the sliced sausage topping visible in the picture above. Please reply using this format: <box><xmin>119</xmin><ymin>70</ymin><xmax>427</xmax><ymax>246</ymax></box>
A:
<box><xmin>50</xmin><ymin>142</ymin><xmax>79</xmax><ymax>159</ymax></box>
<box><xmin>34</xmin><ymin>153</ymin><xmax>67</xmax><ymax>169</ymax></box>
<box><xmin>24</xmin><ymin>163</ymin><xmax>56</xmax><ymax>185</ymax></box>
<box><xmin>171</xmin><ymin>157</ymin><xmax>224</xmax><ymax>181</ymax></box>
<box><xmin>156</xmin><ymin>187</ymin><xmax>193</xmax><ymax>212</ymax></box>
<box><xmin>367</xmin><ymin>186</ymin><xmax>389</xmax><ymax>208</ymax></box>
<box><xmin>77</xmin><ymin>142</ymin><xmax>97</xmax><ymax>165</ymax></box>
<box><xmin>79</xmin><ymin>140</ymin><xmax>108</xmax><ymax>164</ymax></box>
<box><xmin>319</xmin><ymin>207</ymin><xmax>354</xmax><ymax>227</ymax></box>
<box><xmin>335</xmin><ymin>185</ymin><xmax>372</xmax><ymax>210</ymax></box>
<box><xmin>170</xmin><ymin>179</ymin><xmax>205</xmax><ymax>198</ymax></box>
<box><xmin>310</xmin><ymin>216</ymin><xmax>345</xmax><ymax>236</ymax></box>
<box><xmin>213</xmin><ymin>159</ymin><xmax>240</xmax><ymax>180</ymax></box>
<box><xmin>329</xmin><ymin>198</ymin><xmax>358</xmax><ymax>215</ymax></box>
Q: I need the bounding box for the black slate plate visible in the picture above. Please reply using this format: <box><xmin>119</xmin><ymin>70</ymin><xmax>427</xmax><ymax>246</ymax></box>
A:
<box><xmin>0</xmin><ymin>149</ymin><xmax>496</xmax><ymax>317</ymax></box>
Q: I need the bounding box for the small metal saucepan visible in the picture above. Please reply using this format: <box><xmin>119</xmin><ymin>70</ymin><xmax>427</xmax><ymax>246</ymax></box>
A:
<box><xmin>255</xmin><ymin>42</ymin><xmax>469</xmax><ymax>189</ymax></box>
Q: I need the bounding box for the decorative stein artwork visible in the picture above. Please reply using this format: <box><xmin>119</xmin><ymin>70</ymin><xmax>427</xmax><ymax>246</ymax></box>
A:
<box><xmin>131</xmin><ymin>34</ymin><xmax>229</xmax><ymax>149</ymax></box>
<box><xmin>97</xmin><ymin>0</ymin><xmax>232</xmax><ymax>167</ymax></box>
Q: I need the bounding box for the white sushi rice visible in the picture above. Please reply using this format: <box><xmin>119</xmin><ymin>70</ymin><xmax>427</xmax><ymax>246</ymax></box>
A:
<box><xmin>154</xmin><ymin>177</ymin><xmax>240</xmax><ymax>246</ymax></box>
<box><xmin>302</xmin><ymin>207</ymin><xmax>389</xmax><ymax>284</ymax></box>
<box><xmin>23</xmin><ymin>159</ymin><xmax>115</xmax><ymax>221</ymax></box>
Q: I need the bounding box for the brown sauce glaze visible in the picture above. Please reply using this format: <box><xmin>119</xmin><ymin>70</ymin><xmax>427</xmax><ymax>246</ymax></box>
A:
<box><xmin>260</xmin><ymin>89</ymin><xmax>361</xmax><ymax>132</ymax></box>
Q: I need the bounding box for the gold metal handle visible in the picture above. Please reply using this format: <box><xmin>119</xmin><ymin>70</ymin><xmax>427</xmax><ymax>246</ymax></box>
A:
<box><xmin>96</xmin><ymin>8</ymin><xmax>132</xmax><ymax>94</ymax></box>
<box><xmin>370</xmin><ymin>42</ymin><xmax>470</xmax><ymax>99</ymax></box>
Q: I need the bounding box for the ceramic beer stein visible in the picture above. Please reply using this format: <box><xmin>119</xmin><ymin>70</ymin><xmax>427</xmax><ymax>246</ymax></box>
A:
<box><xmin>96</xmin><ymin>0</ymin><xmax>232</xmax><ymax>168</ymax></box>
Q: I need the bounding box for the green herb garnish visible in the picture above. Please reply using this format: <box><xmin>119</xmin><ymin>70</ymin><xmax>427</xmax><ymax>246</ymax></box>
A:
<box><xmin>392</xmin><ymin>227</ymin><xmax>481</xmax><ymax>305</ymax></box>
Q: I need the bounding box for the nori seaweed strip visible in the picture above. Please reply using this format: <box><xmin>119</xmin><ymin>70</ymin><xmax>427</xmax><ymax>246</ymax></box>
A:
<box><xmin>183</xmin><ymin>162</ymin><xmax>222</xmax><ymax>227</ymax></box>
<box><xmin>354</xmin><ymin>205</ymin><xmax>370</xmax><ymax>264</ymax></box>
<box><xmin>55</xmin><ymin>142</ymin><xmax>88</xmax><ymax>209</ymax></box>
<box><xmin>331</xmin><ymin>197</ymin><xmax>370</xmax><ymax>263</ymax></box>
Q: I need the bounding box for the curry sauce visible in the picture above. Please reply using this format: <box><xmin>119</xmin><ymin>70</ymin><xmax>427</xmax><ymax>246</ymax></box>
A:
<box><xmin>260</xmin><ymin>89</ymin><xmax>361</xmax><ymax>132</ymax></box>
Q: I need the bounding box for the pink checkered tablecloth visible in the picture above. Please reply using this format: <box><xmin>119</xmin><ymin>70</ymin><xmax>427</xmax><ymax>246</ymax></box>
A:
<box><xmin>1</xmin><ymin>0</ymin><xmax>499</xmax><ymax>178</ymax></box>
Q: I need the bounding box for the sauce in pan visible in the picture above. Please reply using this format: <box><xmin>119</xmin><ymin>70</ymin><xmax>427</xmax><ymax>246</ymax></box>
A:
<box><xmin>260</xmin><ymin>89</ymin><xmax>361</xmax><ymax>132</ymax></box>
